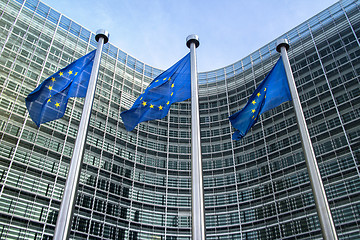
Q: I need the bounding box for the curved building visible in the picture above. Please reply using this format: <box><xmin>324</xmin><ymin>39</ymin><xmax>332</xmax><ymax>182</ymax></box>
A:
<box><xmin>0</xmin><ymin>0</ymin><xmax>359</xmax><ymax>239</ymax></box>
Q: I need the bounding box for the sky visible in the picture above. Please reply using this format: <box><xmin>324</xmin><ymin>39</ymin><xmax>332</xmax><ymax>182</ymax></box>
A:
<box><xmin>41</xmin><ymin>0</ymin><xmax>339</xmax><ymax>72</ymax></box>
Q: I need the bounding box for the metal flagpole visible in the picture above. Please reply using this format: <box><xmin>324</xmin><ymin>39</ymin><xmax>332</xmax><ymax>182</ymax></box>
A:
<box><xmin>53</xmin><ymin>29</ymin><xmax>109</xmax><ymax>240</ymax></box>
<box><xmin>276</xmin><ymin>39</ymin><xmax>338</xmax><ymax>240</ymax></box>
<box><xmin>186</xmin><ymin>34</ymin><xmax>206</xmax><ymax>240</ymax></box>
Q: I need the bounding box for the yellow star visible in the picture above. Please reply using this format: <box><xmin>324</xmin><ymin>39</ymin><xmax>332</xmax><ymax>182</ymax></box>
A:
<box><xmin>47</xmin><ymin>98</ymin><xmax>51</xmax><ymax>103</ymax></box>
<box><xmin>68</xmin><ymin>70</ymin><xmax>73</xmax><ymax>75</ymax></box>
<box><xmin>264</xmin><ymin>88</ymin><xmax>266</xmax><ymax>92</ymax></box>
<box><xmin>140</xmin><ymin>97</ymin><xmax>143</xmax><ymax>100</ymax></box>
<box><xmin>59</xmin><ymin>72</ymin><xmax>63</xmax><ymax>76</ymax></box>
<box><xmin>48</xmin><ymin>86</ymin><xmax>53</xmax><ymax>91</ymax></box>
<box><xmin>171</xmin><ymin>92</ymin><xmax>173</xmax><ymax>96</ymax></box>
<box><xmin>257</xmin><ymin>92</ymin><xmax>261</xmax><ymax>97</ymax></box>
<box><xmin>166</xmin><ymin>101</ymin><xmax>170</xmax><ymax>105</ymax></box>
<box><xmin>51</xmin><ymin>77</ymin><xmax>56</xmax><ymax>82</ymax></box>
<box><xmin>252</xmin><ymin>109</ymin><xmax>255</xmax><ymax>113</ymax></box>
<box><xmin>252</xmin><ymin>100</ymin><xmax>256</xmax><ymax>105</ymax></box>
<box><xmin>75</xmin><ymin>72</ymin><xmax>78</xmax><ymax>76</ymax></box>
<box><xmin>163</xmin><ymin>78</ymin><xmax>167</xmax><ymax>81</ymax></box>
<box><xmin>158</xmin><ymin>105</ymin><xmax>163</xmax><ymax>110</ymax></box>
<box><xmin>142</xmin><ymin>101</ymin><xmax>147</xmax><ymax>106</ymax></box>
<box><xmin>150</xmin><ymin>104</ymin><xmax>154</xmax><ymax>109</ymax></box>
<box><xmin>155</xmin><ymin>80</ymin><xmax>159</xmax><ymax>82</ymax></box>
<box><xmin>171</xmin><ymin>83</ymin><xmax>174</xmax><ymax>88</ymax></box>
<box><xmin>55</xmin><ymin>102</ymin><xmax>60</xmax><ymax>107</ymax></box>
<box><xmin>168</xmin><ymin>77</ymin><xmax>171</xmax><ymax>81</ymax></box>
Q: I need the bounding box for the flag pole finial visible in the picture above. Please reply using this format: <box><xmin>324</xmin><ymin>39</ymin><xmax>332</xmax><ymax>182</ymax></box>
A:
<box><xmin>186</xmin><ymin>34</ymin><xmax>200</xmax><ymax>48</ymax></box>
<box><xmin>95</xmin><ymin>29</ymin><xmax>109</xmax><ymax>44</ymax></box>
<box><xmin>276</xmin><ymin>39</ymin><xmax>289</xmax><ymax>52</ymax></box>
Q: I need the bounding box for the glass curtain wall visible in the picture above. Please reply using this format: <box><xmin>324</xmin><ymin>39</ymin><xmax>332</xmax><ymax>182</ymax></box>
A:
<box><xmin>0</xmin><ymin>0</ymin><xmax>359</xmax><ymax>239</ymax></box>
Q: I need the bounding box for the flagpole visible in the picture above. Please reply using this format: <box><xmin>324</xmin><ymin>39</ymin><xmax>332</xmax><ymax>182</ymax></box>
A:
<box><xmin>186</xmin><ymin>34</ymin><xmax>206</xmax><ymax>240</ymax></box>
<box><xmin>276</xmin><ymin>39</ymin><xmax>338</xmax><ymax>240</ymax></box>
<box><xmin>53</xmin><ymin>29</ymin><xmax>109</xmax><ymax>240</ymax></box>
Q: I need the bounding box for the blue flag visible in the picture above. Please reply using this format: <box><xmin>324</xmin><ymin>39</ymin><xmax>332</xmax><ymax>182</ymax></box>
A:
<box><xmin>26</xmin><ymin>50</ymin><xmax>96</xmax><ymax>127</ymax></box>
<box><xmin>229</xmin><ymin>56</ymin><xmax>291</xmax><ymax>140</ymax></box>
<box><xmin>121</xmin><ymin>53</ymin><xmax>191</xmax><ymax>131</ymax></box>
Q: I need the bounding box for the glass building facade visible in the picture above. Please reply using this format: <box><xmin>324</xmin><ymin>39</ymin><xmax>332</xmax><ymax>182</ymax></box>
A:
<box><xmin>0</xmin><ymin>0</ymin><xmax>359</xmax><ymax>239</ymax></box>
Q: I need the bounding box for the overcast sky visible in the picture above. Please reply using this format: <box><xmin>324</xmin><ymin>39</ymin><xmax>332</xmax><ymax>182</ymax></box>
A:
<box><xmin>41</xmin><ymin>0</ymin><xmax>339</xmax><ymax>72</ymax></box>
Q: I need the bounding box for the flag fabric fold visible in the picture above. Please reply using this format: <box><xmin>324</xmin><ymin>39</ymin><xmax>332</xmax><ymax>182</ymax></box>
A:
<box><xmin>121</xmin><ymin>53</ymin><xmax>191</xmax><ymax>131</ymax></box>
<box><xmin>25</xmin><ymin>50</ymin><xmax>96</xmax><ymax>127</ymax></box>
<box><xmin>229</xmin><ymin>56</ymin><xmax>291</xmax><ymax>140</ymax></box>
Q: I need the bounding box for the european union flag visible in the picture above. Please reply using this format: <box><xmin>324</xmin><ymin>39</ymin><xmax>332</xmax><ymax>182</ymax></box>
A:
<box><xmin>121</xmin><ymin>53</ymin><xmax>191</xmax><ymax>131</ymax></box>
<box><xmin>25</xmin><ymin>50</ymin><xmax>96</xmax><ymax>127</ymax></box>
<box><xmin>229</xmin><ymin>56</ymin><xmax>291</xmax><ymax>140</ymax></box>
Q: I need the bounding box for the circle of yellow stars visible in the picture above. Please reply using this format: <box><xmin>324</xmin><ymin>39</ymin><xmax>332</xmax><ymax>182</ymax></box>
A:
<box><xmin>46</xmin><ymin>70</ymin><xmax>78</xmax><ymax>108</ymax></box>
<box><xmin>251</xmin><ymin>87</ymin><xmax>267</xmax><ymax>120</ymax></box>
<box><xmin>140</xmin><ymin>76</ymin><xmax>174</xmax><ymax>111</ymax></box>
